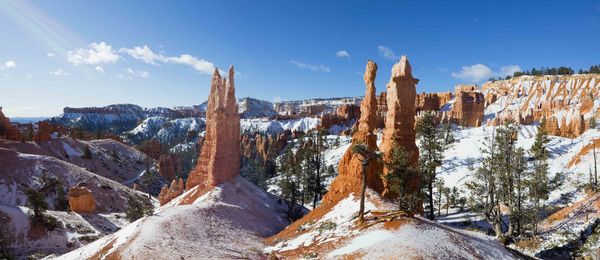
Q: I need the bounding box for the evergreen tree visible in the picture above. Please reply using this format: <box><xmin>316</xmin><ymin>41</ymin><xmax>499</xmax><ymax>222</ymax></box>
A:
<box><xmin>24</xmin><ymin>187</ymin><xmax>48</xmax><ymax>222</ymax></box>
<box><xmin>81</xmin><ymin>145</ymin><xmax>92</xmax><ymax>159</ymax></box>
<box><xmin>467</xmin><ymin>121</ymin><xmax>527</xmax><ymax>243</ymax></box>
<box><xmin>278</xmin><ymin>149</ymin><xmax>302</xmax><ymax>220</ymax></box>
<box><xmin>383</xmin><ymin>145</ymin><xmax>419</xmax><ymax>214</ymax></box>
<box><xmin>416</xmin><ymin>111</ymin><xmax>447</xmax><ymax>220</ymax></box>
<box><xmin>529</xmin><ymin>119</ymin><xmax>550</xmax><ymax>235</ymax></box>
<box><xmin>125</xmin><ymin>195</ymin><xmax>153</xmax><ymax>222</ymax></box>
<box><xmin>434</xmin><ymin>179</ymin><xmax>445</xmax><ymax>216</ymax></box>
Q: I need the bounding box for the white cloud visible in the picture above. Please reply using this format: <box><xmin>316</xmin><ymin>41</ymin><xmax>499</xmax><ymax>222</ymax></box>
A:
<box><xmin>49</xmin><ymin>69</ymin><xmax>69</xmax><ymax>76</ymax></box>
<box><xmin>165</xmin><ymin>54</ymin><xmax>214</xmax><ymax>74</ymax></box>
<box><xmin>67</xmin><ymin>42</ymin><xmax>119</xmax><ymax>65</ymax></box>
<box><xmin>289</xmin><ymin>60</ymin><xmax>330</xmax><ymax>72</ymax></box>
<box><xmin>273</xmin><ymin>96</ymin><xmax>282</xmax><ymax>103</ymax></box>
<box><xmin>336</xmin><ymin>50</ymin><xmax>350</xmax><ymax>58</ymax></box>
<box><xmin>95</xmin><ymin>66</ymin><xmax>104</xmax><ymax>73</ymax></box>
<box><xmin>120</xmin><ymin>45</ymin><xmax>216</xmax><ymax>74</ymax></box>
<box><xmin>119</xmin><ymin>45</ymin><xmax>162</xmax><ymax>65</ymax></box>
<box><xmin>1</xmin><ymin>60</ymin><xmax>16</xmax><ymax>70</ymax></box>
<box><xmin>451</xmin><ymin>64</ymin><xmax>521</xmax><ymax>82</ymax></box>
<box><xmin>378</xmin><ymin>45</ymin><xmax>398</xmax><ymax>60</ymax></box>
<box><xmin>46</xmin><ymin>52</ymin><xmax>55</xmax><ymax>57</ymax></box>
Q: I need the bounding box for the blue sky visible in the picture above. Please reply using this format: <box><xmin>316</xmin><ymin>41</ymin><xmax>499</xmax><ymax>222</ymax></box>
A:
<box><xmin>0</xmin><ymin>0</ymin><xmax>599</xmax><ymax>117</ymax></box>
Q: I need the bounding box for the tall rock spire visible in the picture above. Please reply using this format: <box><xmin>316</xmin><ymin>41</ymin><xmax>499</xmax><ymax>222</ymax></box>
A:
<box><xmin>186</xmin><ymin>66</ymin><xmax>240</xmax><ymax>190</ymax></box>
<box><xmin>323</xmin><ymin>60</ymin><xmax>384</xmax><ymax>203</ymax></box>
<box><xmin>379</xmin><ymin>55</ymin><xmax>421</xmax><ymax>205</ymax></box>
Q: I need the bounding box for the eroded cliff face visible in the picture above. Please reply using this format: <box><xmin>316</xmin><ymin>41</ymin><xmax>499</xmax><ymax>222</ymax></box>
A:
<box><xmin>483</xmin><ymin>74</ymin><xmax>600</xmax><ymax>137</ymax></box>
<box><xmin>186</xmin><ymin>66</ymin><xmax>240</xmax><ymax>190</ymax></box>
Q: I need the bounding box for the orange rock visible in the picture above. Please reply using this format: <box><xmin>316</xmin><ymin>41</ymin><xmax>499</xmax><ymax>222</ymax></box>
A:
<box><xmin>68</xmin><ymin>186</ymin><xmax>96</xmax><ymax>213</ymax></box>
<box><xmin>323</xmin><ymin>60</ymin><xmax>384</xmax><ymax>204</ymax></box>
<box><xmin>35</xmin><ymin>121</ymin><xmax>52</xmax><ymax>142</ymax></box>
<box><xmin>450</xmin><ymin>84</ymin><xmax>485</xmax><ymax>127</ymax></box>
<box><xmin>186</xmin><ymin>66</ymin><xmax>240</xmax><ymax>190</ymax></box>
<box><xmin>158</xmin><ymin>155</ymin><xmax>177</xmax><ymax>182</ymax></box>
<box><xmin>379</xmin><ymin>55</ymin><xmax>420</xmax><ymax>204</ymax></box>
<box><xmin>0</xmin><ymin>107</ymin><xmax>20</xmax><ymax>141</ymax></box>
<box><xmin>158</xmin><ymin>178</ymin><xmax>184</xmax><ymax>205</ymax></box>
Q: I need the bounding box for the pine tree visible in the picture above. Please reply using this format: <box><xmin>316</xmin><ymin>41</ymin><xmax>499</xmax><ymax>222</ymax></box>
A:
<box><xmin>383</xmin><ymin>145</ymin><xmax>419</xmax><ymax>214</ymax></box>
<box><xmin>529</xmin><ymin>119</ymin><xmax>550</xmax><ymax>235</ymax></box>
<box><xmin>434</xmin><ymin>179</ymin><xmax>445</xmax><ymax>216</ymax></box>
<box><xmin>467</xmin><ymin>121</ymin><xmax>526</xmax><ymax>243</ymax></box>
<box><xmin>443</xmin><ymin>186</ymin><xmax>451</xmax><ymax>215</ymax></box>
<box><xmin>125</xmin><ymin>195</ymin><xmax>152</xmax><ymax>222</ymax></box>
<box><xmin>81</xmin><ymin>145</ymin><xmax>92</xmax><ymax>159</ymax></box>
<box><xmin>24</xmin><ymin>187</ymin><xmax>48</xmax><ymax>223</ymax></box>
<box><xmin>416</xmin><ymin>111</ymin><xmax>447</xmax><ymax>220</ymax></box>
<box><xmin>278</xmin><ymin>148</ymin><xmax>302</xmax><ymax>220</ymax></box>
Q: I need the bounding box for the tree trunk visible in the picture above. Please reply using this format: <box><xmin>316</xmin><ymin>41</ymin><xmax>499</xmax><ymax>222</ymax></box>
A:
<box><xmin>594</xmin><ymin>144</ymin><xmax>598</xmax><ymax>189</ymax></box>
<box><xmin>358</xmin><ymin>161</ymin><xmax>367</xmax><ymax>223</ymax></box>
<box><xmin>428</xmin><ymin>179</ymin><xmax>434</xmax><ymax>220</ymax></box>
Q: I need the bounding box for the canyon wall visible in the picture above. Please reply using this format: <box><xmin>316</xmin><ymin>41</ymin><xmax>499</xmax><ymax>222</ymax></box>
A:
<box><xmin>483</xmin><ymin>74</ymin><xmax>600</xmax><ymax>137</ymax></box>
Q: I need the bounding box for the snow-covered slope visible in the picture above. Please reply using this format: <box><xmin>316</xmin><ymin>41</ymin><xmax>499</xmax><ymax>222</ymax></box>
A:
<box><xmin>55</xmin><ymin>176</ymin><xmax>291</xmax><ymax>259</ymax></box>
<box><xmin>266</xmin><ymin>190</ymin><xmax>517</xmax><ymax>259</ymax></box>
<box><xmin>238</xmin><ymin>97</ymin><xmax>277</xmax><ymax>118</ymax></box>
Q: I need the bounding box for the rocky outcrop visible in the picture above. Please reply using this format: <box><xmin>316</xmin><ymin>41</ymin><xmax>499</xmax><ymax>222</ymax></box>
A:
<box><xmin>416</xmin><ymin>92</ymin><xmax>452</xmax><ymax>112</ymax></box>
<box><xmin>323</xmin><ymin>60</ymin><xmax>384</xmax><ymax>204</ymax></box>
<box><xmin>0</xmin><ymin>107</ymin><xmax>20</xmax><ymax>141</ymax></box>
<box><xmin>158</xmin><ymin>155</ymin><xmax>177</xmax><ymax>182</ymax></box>
<box><xmin>68</xmin><ymin>185</ymin><xmax>96</xmax><ymax>213</ymax></box>
<box><xmin>158</xmin><ymin>178</ymin><xmax>184</xmax><ymax>206</ymax></box>
<box><xmin>449</xmin><ymin>84</ymin><xmax>485</xmax><ymax>127</ymax></box>
<box><xmin>379</xmin><ymin>55</ymin><xmax>420</xmax><ymax>202</ymax></box>
<box><xmin>186</xmin><ymin>66</ymin><xmax>240</xmax><ymax>190</ymax></box>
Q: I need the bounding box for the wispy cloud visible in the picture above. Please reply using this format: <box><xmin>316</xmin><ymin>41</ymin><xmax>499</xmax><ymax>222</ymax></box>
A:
<box><xmin>336</xmin><ymin>50</ymin><xmax>350</xmax><ymax>58</ymax></box>
<box><xmin>46</xmin><ymin>52</ymin><xmax>55</xmax><ymax>57</ymax></box>
<box><xmin>67</xmin><ymin>42</ymin><xmax>119</xmax><ymax>65</ymax></box>
<box><xmin>0</xmin><ymin>60</ymin><xmax>16</xmax><ymax>70</ymax></box>
<box><xmin>95</xmin><ymin>66</ymin><xmax>104</xmax><ymax>73</ymax></box>
<box><xmin>49</xmin><ymin>69</ymin><xmax>69</xmax><ymax>76</ymax></box>
<box><xmin>451</xmin><ymin>64</ymin><xmax>521</xmax><ymax>82</ymax></box>
<box><xmin>289</xmin><ymin>60</ymin><xmax>330</xmax><ymax>72</ymax></box>
<box><xmin>377</xmin><ymin>45</ymin><xmax>398</xmax><ymax>60</ymax></box>
<box><xmin>120</xmin><ymin>45</ymin><xmax>215</xmax><ymax>74</ymax></box>
<box><xmin>118</xmin><ymin>68</ymin><xmax>150</xmax><ymax>80</ymax></box>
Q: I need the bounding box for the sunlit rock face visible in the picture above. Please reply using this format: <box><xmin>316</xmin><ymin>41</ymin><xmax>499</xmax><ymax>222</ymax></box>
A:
<box><xmin>186</xmin><ymin>66</ymin><xmax>240</xmax><ymax>190</ymax></box>
<box><xmin>379</xmin><ymin>56</ymin><xmax>421</xmax><ymax>204</ymax></box>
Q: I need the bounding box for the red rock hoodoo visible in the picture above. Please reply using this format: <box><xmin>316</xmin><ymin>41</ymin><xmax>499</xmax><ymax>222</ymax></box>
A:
<box><xmin>158</xmin><ymin>155</ymin><xmax>177</xmax><ymax>182</ymax></box>
<box><xmin>449</xmin><ymin>84</ymin><xmax>485</xmax><ymax>127</ymax></box>
<box><xmin>68</xmin><ymin>186</ymin><xmax>96</xmax><ymax>213</ymax></box>
<box><xmin>0</xmin><ymin>107</ymin><xmax>20</xmax><ymax>141</ymax></box>
<box><xmin>158</xmin><ymin>178</ymin><xmax>185</xmax><ymax>206</ymax></box>
<box><xmin>379</xmin><ymin>55</ymin><xmax>421</xmax><ymax>203</ymax></box>
<box><xmin>186</xmin><ymin>66</ymin><xmax>240</xmax><ymax>190</ymax></box>
<box><xmin>323</xmin><ymin>60</ymin><xmax>385</xmax><ymax>204</ymax></box>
